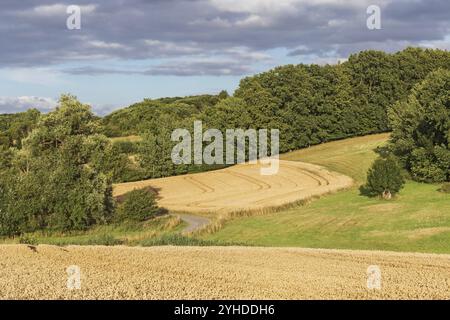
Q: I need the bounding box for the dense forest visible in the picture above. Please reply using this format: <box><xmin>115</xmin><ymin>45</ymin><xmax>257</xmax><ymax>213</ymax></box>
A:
<box><xmin>0</xmin><ymin>47</ymin><xmax>449</xmax><ymax>235</ymax></box>
<box><xmin>100</xmin><ymin>48</ymin><xmax>449</xmax><ymax>147</ymax></box>
<box><xmin>101</xmin><ymin>93</ymin><xmax>228</xmax><ymax>137</ymax></box>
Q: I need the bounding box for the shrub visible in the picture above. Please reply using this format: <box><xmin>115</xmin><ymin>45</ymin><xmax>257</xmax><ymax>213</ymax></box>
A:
<box><xmin>19</xmin><ymin>234</ymin><xmax>39</xmax><ymax>245</ymax></box>
<box><xmin>117</xmin><ymin>189</ymin><xmax>159</xmax><ymax>222</ymax></box>
<box><xmin>361</xmin><ymin>156</ymin><xmax>405</xmax><ymax>199</ymax></box>
<box><xmin>0</xmin><ymin>208</ymin><xmax>22</xmax><ymax>237</ymax></box>
<box><xmin>113</xmin><ymin>140</ymin><xmax>138</xmax><ymax>154</ymax></box>
<box><xmin>86</xmin><ymin>234</ymin><xmax>124</xmax><ymax>246</ymax></box>
<box><xmin>139</xmin><ymin>234</ymin><xmax>245</xmax><ymax>247</ymax></box>
<box><xmin>39</xmin><ymin>234</ymin><xmax>124</xmax><ymax>246</ymax></box>
<box><xmin>440</xmin><ymin>183</ymin><xmax>450</xmax><ymax>194</ymax></box>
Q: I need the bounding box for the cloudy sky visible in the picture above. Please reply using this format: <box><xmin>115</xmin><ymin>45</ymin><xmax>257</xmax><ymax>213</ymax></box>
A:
<box><xmin>0</xmin><ymin>0</ymin><xmax>449</xmax><ymax>114</ymax></box>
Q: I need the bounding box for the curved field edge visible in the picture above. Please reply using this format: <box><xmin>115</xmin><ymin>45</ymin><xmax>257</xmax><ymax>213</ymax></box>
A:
<box><xmin>113</xmin><ymin>160</ymin><xmax>354</xmax><ymax>215</ymax></box>
<box><xmin>281</xmin><ymin>133</ymin><xmax>390</xmax><ymax>183</ymax></box>
<box><xmin>203</xmin><ymin>134</ymin><xmax>450</xmax><ymax>254</ymax></box>
<box><xmin>1</xmin><ymin>245</ymin><xmax>449</xmax><ymax>300</ymax></box>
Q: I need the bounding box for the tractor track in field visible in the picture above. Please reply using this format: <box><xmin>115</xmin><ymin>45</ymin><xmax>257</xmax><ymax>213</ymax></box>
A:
<box><xmin>113</xmin><ymin>160</ymin><xmax>353</xmax><ymax>214</ymax></box>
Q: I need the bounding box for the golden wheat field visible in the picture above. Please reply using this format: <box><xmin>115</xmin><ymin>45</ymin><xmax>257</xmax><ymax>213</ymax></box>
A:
<box><xmin>113</xmin><ymin>160</ymin><xmax>353</xmax><ymax>214</ymax></box>
<box><xmin>1</xmin><ymin>245</ymin><xmax>449</xmax><ymax>300</ymax></box>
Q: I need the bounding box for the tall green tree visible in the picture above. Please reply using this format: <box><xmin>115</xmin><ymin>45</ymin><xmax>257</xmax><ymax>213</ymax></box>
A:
<box><xmin>389</xmin><ymin>69</ymin><xmax>450</xmax><ymax>182</ymax></box>
<box><xmin>138</xmin><ymin>123</ymin><xmax>176</xmax><ymax>179</ymax></box>
<box><xmin>0</xmin><ymin>95</ymin><xmax>115</xmax><ymax>234</ymax></box>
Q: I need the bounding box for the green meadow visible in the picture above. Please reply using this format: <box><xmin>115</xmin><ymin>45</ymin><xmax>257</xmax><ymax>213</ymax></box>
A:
<box><xmin>204</xmin><ymin>134</ymin><xmax>450</xmax><ymax>253</ymax></box>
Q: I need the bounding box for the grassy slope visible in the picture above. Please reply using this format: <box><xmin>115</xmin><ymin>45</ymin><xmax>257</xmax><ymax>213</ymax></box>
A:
<box><xmin>281</xmin><ymin>133</ymin><xmax>390</xmax><ymax>183</ymax></box>
<box><xmin>204</xmin><ymin>133</ymin><xmax>450</xmax><ymax>254</ymax></box>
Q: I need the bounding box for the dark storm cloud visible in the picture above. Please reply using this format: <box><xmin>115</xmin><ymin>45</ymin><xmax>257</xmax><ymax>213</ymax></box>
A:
<box><xmin>0</xmin><ymin>0</ymin><xmax>449</xmax><ymax>73</ymax></box>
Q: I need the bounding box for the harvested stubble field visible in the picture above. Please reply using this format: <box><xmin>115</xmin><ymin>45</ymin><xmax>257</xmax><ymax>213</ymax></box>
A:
<box><xmin>113</xmin><ymin>160</ymin><xmax>353</xmax><ymax>214</ymax></box>
<box><xmin>1</xmin><ymin>245</ymin><xmax>449</xmax><ymax>299</ymax></box>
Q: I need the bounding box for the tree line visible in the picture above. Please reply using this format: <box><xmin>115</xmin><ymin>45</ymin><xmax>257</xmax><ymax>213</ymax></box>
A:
<box><xmin>113</xmin><ymin>47</ymin><xmax>450</xmax><ymax>182</ymax></box>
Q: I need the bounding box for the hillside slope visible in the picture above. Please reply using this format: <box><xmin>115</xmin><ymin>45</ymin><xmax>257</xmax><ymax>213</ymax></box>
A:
<box><xmin>206</xmin><ymin>134</ymin><xmax>450</xmax><ymax>253</ymax></box>
<box><xmin>114</xmin><ymin>160</ymin><xmax>353</xmax><ymax>214</ymax></box>
<box><xmin>281</xmin><ymin>133</ymin><xmax>390</xmax><ymax>182</ymax></box>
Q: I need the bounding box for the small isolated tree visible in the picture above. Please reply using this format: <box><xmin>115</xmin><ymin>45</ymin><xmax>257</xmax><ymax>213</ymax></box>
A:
<box><xmin>362</xmin><ymin>156</ymin><xmax>405</xmax><ymax>199</ymax></box>
<box><xmin>117</xmin><ymin>189</ymin><xmax>159</xmax><ymax>222</ymax></box>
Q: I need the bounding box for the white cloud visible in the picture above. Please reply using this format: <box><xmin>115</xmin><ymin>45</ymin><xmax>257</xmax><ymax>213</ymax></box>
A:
<box><xmin>88</xmin><ymin>41</ymin><xmax>126</xmax><ymax>49</ymax></box>
<box><xmin>224</xmin><ymin>47</ymin><xmax>272</xmax><ymax>61</ymax></box>
<box><xmin>208</xmin><ymin>0</ymin><xmax>376</xmax><ymax>15</ymax></box>
<box><xmin>143</xmin><ymin>39</ymin><xmax>202</xmax><ymax>55</ymax></box>
<box><xmin>18</xmin><ymin>4</ymin><xmax>96</xmax><ymax>17</ymax></box>
<box><xmin>190</xmin><ymin>15</ymin><xmax>270</xmax><ymax>28</ymax></box>
<box><xmin>4</xmin><ymin>68</ymin><xmax>65</xmax><ymax>86</ymax></box>
<box><xmin>0</xmin><ymin>96</ymin><xmax>57</xmax><ymax>113</ymax></box>
<box><xmin>207</xmin><ymin>0</ymin><xmax>377</xmax><ymax>28</ymax></box>
<box><xmin>418</xmin><ymin>36</ymin><xmax>450</xmax><ymax>50</ymax></box>
<box><xmin>189</xmin><ymin>17</ymin><xmax>233</xmax><ymax>28</ymax></box>
<box><xmin>0</xmin><ymin>95</ymin><xmax>122</xmax><ymax>115</ymax></box>
<box><xmin>235</xmin><ymin>14</ymin><xmax>270</xmax><ymax>27</ymax></box>
<box><xmin>208</xmin><ymin>0</ymin><xmax>300</xmax><ymax>26</ymax></box>
<box><xmin>327</xmin><ymin>19</ymin><xmax>346</xmax><ymax>27</ymax></box>
<box><xmin>209</xmin><ymin>0</ymin><xmax>301</xmax><ymax>14</ymax></box>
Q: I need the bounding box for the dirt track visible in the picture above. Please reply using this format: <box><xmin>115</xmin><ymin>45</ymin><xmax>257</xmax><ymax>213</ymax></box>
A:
<box><xmin>114</xmin><ymin>160</ymin><xmax>353</xmax><ymax>214</ymax></box>
<box><xmin>1</xmin><ymin>245</ymin><xmax>449</xmax><ymax>300</ymax></box>
<box><xmin>177</xmin><ymin>214</ymin><xmax>210</xmax><ymax>233</ymax></box>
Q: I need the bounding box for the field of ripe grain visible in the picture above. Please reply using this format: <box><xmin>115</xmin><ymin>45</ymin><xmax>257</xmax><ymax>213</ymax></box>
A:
<box><xmin>113</xmin><ymin>160</ymin><xmax>353</xmax><ymax>214</ymax></box>
<box><xmin>1</xmin><ymin>245</ymin><xmax>449</xmax><ymax>300</ymax></box>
